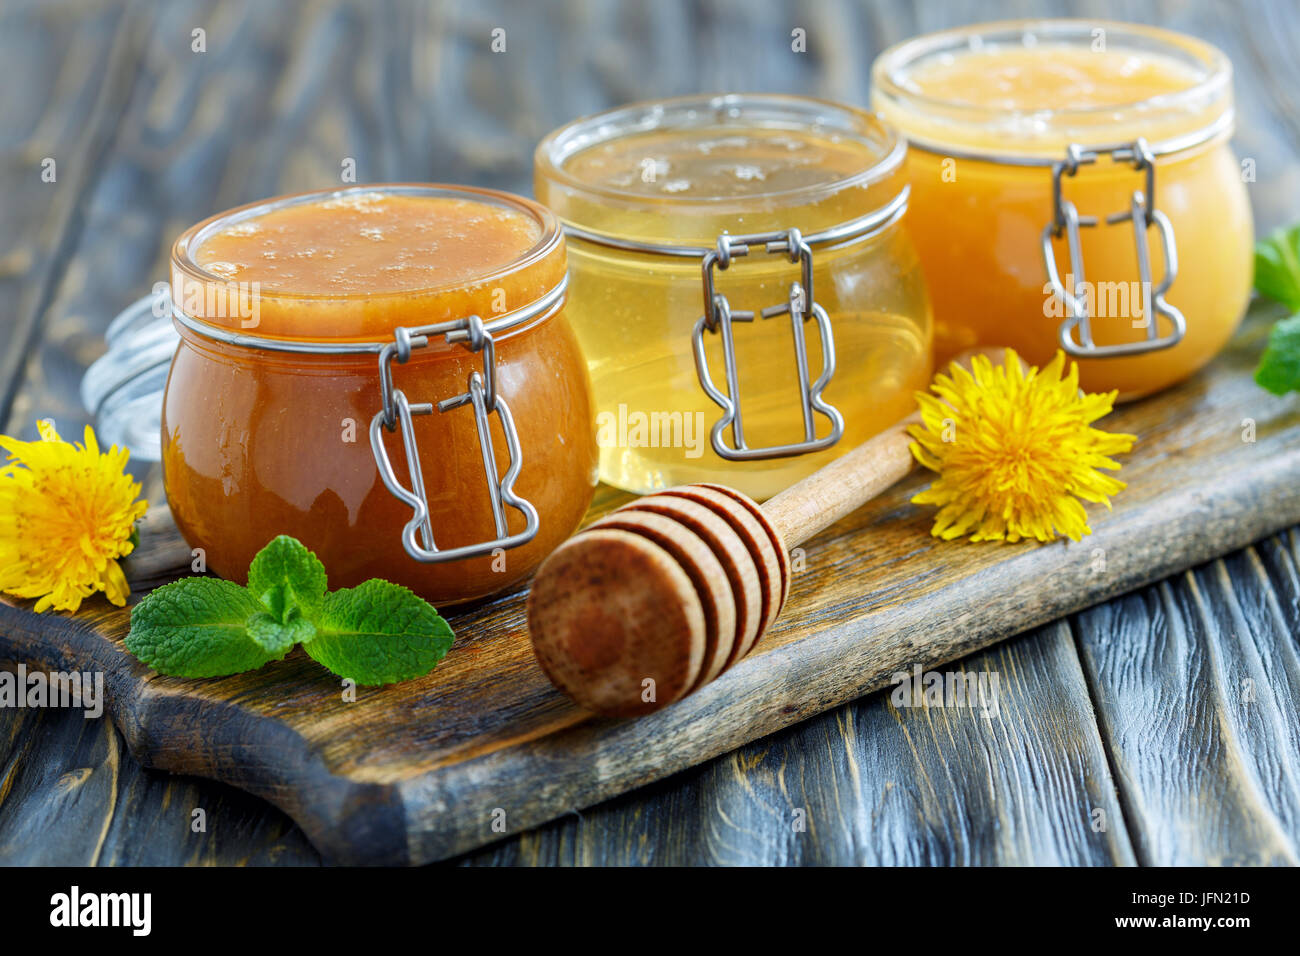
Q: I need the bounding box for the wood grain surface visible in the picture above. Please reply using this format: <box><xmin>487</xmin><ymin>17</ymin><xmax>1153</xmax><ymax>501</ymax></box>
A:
<box><xmin>1</xmin><ymin>0</ymin><xmax>1298</xmax><ymax>867</ymax></box>
<box><xmin>1077</xmin><ymin>537</ymin><xmax>1300</xmax><ymax>866</ymax></box>
<box><xmin>1</xmin><ymin>309</ymin><xmax>1297</xmax><ymax>864</ymax></box>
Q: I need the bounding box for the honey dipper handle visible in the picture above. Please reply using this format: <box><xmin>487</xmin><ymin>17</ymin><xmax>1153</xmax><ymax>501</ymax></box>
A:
<box><xmin>762</xmin><ymin>412</ymin><xmax>919</xmax><ymax>548</ymax></box>
<box><xmin>761</xmin><ymin>348</ymin><xmax>1008</xmax><ymax>548</ymax></box>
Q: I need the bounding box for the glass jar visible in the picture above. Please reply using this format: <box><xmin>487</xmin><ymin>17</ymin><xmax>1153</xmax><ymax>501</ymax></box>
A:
<box><xmin>535</xmin><ymin>94</ymin><xmax>932</xmax><ymax>500</ymax></box>
<box><xmin>163</xmin><ymin>185</ymin><xmax>597</xmax><ymax>606</ymax></box>
<box><xmin>872</xmin><ymin>19</ymin><xmax>1253</xmax><ymax>399</ymax></box>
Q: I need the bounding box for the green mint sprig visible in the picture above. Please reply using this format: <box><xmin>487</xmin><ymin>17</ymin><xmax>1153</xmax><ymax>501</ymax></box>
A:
<box><xmin>1253</xmin><ymin>226</ymin><xmax>1300</xmax><ymax>395</ymax></box>
<box><xmin>125</xmin><ymin>535</ymin><xmax>454</xmax><ymax>685</ymax></box>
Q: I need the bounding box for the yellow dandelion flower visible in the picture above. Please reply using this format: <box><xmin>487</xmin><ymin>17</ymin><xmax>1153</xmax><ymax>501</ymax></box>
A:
<box><xmin>0</xmin><ymin>420</ymin><xmax>148</xmax><ymax>613</ymax></box>
<box><xmin>907</xmin><ymin>349</ymin><xmax>1135</xmax><ymax>543</ymax></box>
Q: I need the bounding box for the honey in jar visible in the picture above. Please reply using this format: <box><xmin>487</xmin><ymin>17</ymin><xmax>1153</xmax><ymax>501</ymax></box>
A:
<box><xmin>163</xmin><ymin>185</ymin><xmax>597</xmax><ymax>606</ymax></box>
<box><xmin>872</xmin><ymin>20</ymin><xmax>1253</xmax><ymax>398</ymax></box>
<box><xmin>536</xmin><ymin>94</ymin><xmax>933</xmax><ymax>500</ymax></box>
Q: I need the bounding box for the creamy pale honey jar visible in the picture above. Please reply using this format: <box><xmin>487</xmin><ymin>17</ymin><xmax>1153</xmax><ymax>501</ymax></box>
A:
<box><xmin>872</xmin><ymin>20</ymin><xmax>1253</xmax><ymax>398</ymax></box>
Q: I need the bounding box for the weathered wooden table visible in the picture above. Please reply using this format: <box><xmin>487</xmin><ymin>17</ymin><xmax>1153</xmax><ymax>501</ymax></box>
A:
<box><xmin>1</xmin><ymin>0</ymin><xmax>1298</xmax><ymax>866</ymax></box>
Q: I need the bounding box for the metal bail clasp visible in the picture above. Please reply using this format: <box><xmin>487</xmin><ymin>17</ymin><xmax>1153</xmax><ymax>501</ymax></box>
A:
<box><xmin>369</xmin><ymin>316</ymin><xmax>539</xmax><ymax>564</ymax></box>
<box><xmin>1042</xmin><ymin>139</ymin><xmax>1186</xmax><ymax>358</ymax></box>
<box><xmin>691</xmin><ymin>228</ymin><xmax>844</xmax><ymax>461</ymax></box>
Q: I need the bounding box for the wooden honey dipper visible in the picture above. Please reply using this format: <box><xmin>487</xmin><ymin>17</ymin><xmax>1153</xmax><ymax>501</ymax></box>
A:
<box><xmin>527</xmin><ymin>414</ymin><xmax>923</xmax><ymax>715</ymax></box>
<box><xmin>527</xmin><ymin>350</ymin><xmax>1006</xmax><ymax>717</ymax></box>
<box><xmin>528</xmin><ymin>353</ymin><xmax>1005</xmax><ymax>717</ymax></box>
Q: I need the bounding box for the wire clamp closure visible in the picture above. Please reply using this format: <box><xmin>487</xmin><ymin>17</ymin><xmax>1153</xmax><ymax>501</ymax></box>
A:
<box><xmin>692</xmin><ymin>228</ymin><xmax>844</xmax><ymax>461</ymax></box>
<box><xmin>370</xmin><ymin>315</ymin><xmax>539</xmax><ymax>563</ymax></box>
<box><xmin>1043</xmin><ymin>138</ymin><xmax>1186</xmax><ymax>358</ymax></box>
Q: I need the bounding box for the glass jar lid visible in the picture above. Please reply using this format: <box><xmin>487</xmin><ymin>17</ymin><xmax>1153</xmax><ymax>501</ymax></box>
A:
<box><xmin>80</xmin><ymin>292</ymin><xmax>178</xmax><ymax>462</ymax></box>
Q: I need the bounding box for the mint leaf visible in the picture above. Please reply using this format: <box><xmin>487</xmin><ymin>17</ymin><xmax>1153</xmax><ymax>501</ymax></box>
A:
<box><xmin>1255</xmin><ymin>227</ymin><xmax>1300</xmax><ymax>312</ymax></box>
<box><xmin>126</xmin><ymin>578</ymin><xmax>288</xmax><ymax>678</ymax></box>
<box><xmin>125</xmin><ymin>534</ymin><xmax>456</xmax><ymax>686</ymax></box>
<box><xmin>1255</xmin><ymin>314</ymin><xmax>1300</xmax><ymax>395</ymax></box>
<box><xmin>305</xmin><ymin>579</ymin><xmax>453</xmax><ymax>685</ymax></box>
<box><xmin>247</xmin><ymin>535</ymin><xmax>327</xmax><ymax>624</ymax></box>
<box><xmin>247</xmin><ymin>612</ymin><xmax>314</xmax><ymax>654</ymax></box>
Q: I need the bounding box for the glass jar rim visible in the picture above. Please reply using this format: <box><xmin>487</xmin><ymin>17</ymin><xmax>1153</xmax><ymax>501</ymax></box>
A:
<box><xmin>534</xmin><ymin>92</ymin><xmax>906</xmax><ymax>207</ymax></box>
<box><xmin>170</xmin><ymin>183</ymin><xmax>565</xmax><ymax>333</ymax></box>
<box><xmin>871</xmin><ymin>19</ymin><xmax>1232</xmax><ymax>153</ymax></box>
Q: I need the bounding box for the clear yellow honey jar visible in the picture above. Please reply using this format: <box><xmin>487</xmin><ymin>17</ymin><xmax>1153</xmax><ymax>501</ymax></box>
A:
<box><xmin>871</xmin><ymin>20</ymin><xmax>1253</xmax><ymax>399</ymax></box>
<box><xmin>535</xmin><ymin>94</ymin><xmax>933</xmax><ymax>500</ymax></box>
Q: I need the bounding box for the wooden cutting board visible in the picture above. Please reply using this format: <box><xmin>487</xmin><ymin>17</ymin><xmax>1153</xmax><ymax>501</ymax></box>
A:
<box><xmin>2</xmin><ymin>312</ymin><xmax>1298</xmax><ymax>865</ymax></box>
